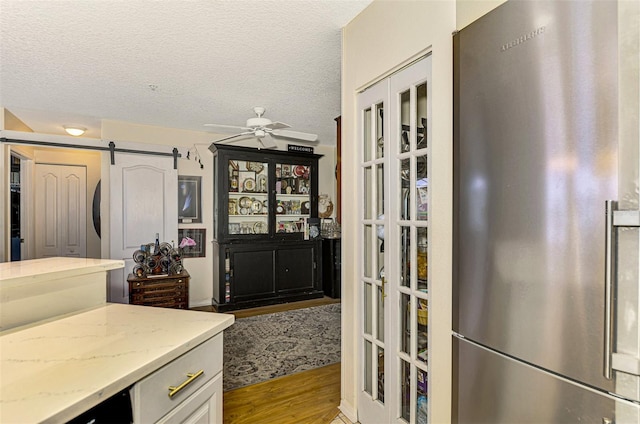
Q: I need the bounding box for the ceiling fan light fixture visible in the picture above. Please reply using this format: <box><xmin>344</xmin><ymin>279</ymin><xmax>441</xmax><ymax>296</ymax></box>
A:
<box><xmin>63</xmin><ymin>125</ymin><xmax>86</xmax><ymax>136</ymax></box>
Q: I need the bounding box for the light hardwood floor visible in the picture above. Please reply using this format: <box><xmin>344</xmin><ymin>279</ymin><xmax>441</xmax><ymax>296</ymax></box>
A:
<box><xmin>192</xmin><ymin>297</ymin><xmax>346</xmax><ymax>423</ymax></box>
<box><xmin>224</xmin><ymin>362</ymin><xmax>342</xmax><ymax>424</ymax></box>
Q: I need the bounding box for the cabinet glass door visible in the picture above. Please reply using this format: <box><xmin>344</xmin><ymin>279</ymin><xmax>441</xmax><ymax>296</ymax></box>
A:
<box><xmin>275</xmin><ymin>162</ymin><xmax>311</xmax><ymax>234</ymax></box>
<box><xmin>227</xmin><ymin>160</ymin><xmax>269</xmax><ymax>235</ymax></box>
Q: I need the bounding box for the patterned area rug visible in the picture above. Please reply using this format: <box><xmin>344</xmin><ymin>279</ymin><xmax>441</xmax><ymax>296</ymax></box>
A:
<box><xmin>223</xmin><ymin>303</ymin><xmax>341</xmax><ymax>391</ymax></box>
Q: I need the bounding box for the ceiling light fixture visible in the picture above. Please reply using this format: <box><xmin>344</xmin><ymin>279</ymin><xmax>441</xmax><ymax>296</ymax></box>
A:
<box><xmin>63</xmin><ymin>125</ymin><xmax>86</xmax><ymax>136</ymax></box>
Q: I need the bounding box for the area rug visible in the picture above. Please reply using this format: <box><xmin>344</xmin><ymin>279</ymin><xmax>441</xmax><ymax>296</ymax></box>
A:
<box><xmin>223</xmin><ymin>303</ymin><xmax>341</xmax><ymax>391</ymax></box>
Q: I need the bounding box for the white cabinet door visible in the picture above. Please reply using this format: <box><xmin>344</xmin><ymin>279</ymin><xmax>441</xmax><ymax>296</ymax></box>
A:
<box><xmin>35</xmin><ymin>164</ymin><xmax>86</xmax><ymax>258</ymax></box>
<box><xmin>108</xmin><ymin>153</ymin><xmax>177</xmax><ymax>303</ymax></box>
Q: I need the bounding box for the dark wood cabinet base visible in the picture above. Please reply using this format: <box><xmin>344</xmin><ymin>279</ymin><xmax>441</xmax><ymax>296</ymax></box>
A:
<box><xmin>213</xmin><ymin>290</ymin><xmax>324</xmax><ymax>312</ymax></box>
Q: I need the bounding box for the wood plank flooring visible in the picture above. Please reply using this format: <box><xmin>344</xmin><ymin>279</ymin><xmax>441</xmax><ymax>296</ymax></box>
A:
<box><xmin>223</xmin><ymin>363</ymin><xmax>341</xmax><ymax>424</ymax></box>
<box><xmin>191</xmin><ymin>297</ymin><xmax>342</xmax><ymax>423</ymax></box>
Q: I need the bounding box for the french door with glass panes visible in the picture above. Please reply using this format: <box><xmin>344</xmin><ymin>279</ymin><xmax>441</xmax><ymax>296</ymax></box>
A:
<box><xmin>358</xmin><ymin>56</ymin><xmax>431</xmax><ymax>424</ymax></box>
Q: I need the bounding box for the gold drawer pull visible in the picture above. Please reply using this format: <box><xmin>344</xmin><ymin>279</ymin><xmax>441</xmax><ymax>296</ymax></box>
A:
<box><xmin>167</xmin><ymin>370</ymin><xmax>204</xmax><ymax>398</ymax></box>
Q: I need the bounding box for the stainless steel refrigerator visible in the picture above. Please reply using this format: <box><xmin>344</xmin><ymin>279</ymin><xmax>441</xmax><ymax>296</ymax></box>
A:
<box><xmin>453</xmin><ymin>0</ymin><xmax>640</xmax><ymax>422</ymax></box>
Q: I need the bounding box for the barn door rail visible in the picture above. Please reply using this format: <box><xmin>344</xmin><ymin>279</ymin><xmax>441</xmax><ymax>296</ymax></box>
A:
<box><xmin>1</xmin><ymin>137</ymin><xmax>181</xmax><ymax>169</ymax></box>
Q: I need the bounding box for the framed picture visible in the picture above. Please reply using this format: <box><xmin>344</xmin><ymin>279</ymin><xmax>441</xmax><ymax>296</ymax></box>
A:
<box><xmin>178</xmin><ymin>175</ymin><xmax>202</xmax><ymax>223</ymax></box>
<box><xmin>178</xmin><ymin>228</ymin><xmax>206</xmax><ymax>258</ymax></box>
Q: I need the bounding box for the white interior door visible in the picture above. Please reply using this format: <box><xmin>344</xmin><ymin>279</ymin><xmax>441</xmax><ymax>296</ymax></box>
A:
<box><xmin>388</xmin><ymin>57</ymin><xmax>431</xmax><ymax>424</ymax></box>
<box><xmin>108</xmin><ymin>153</ymin><xmax>177</xmax><ymax>303</ymax></box>
<box><xmin>35</xmin><ymin>164</ymin><xmax>86</xmax><ymax>258</ymax></box>
<box><xmin>358</xmin><ymin>56</ymin><xmax>431</xmax><ymax>424</ymax></box>
<box><xmin>357</xmin><ymin>77</ymin><xmax>392</xmax><ymax>423</ymax></box>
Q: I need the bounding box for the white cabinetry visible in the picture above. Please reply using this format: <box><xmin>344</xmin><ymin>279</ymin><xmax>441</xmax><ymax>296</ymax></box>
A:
<box><xmin>132</xmin><ymin>334</ymin><xmax>224</xmax><ymax>424</ymax></box>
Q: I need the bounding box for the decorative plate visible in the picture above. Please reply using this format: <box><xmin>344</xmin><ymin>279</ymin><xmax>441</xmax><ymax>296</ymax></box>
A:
<box><xmin>243</xmin><ymin>178</ymin><xmax>256</xmax><ymax>192</ymax></box>
<box><xmin>238</xmin><ymin>196</ymin><xmax>252</xmax><ymax>208</ymax></box>
<box><xmin>251</xmin><ymin>200</ymin><xmax>263</xmax><ymax>213</ymax></box>
<box><xmin>293</xmin><ymin>165</ymin><xmax>306</xmax><ymax>177</ymax></box>
<box><xmin>253</xmin><ymin>221</ymin><xmax>266</xmax><ymax>234</ymax></box>
<box><xmin>246</xmin><ymin>162</ymin><xmax>264</xmax><ymax>173</ymax></box>
<box><xmin>239</xmin><ymin>207</ymin><xmax>249</xmax><ymax>215</ymax></box>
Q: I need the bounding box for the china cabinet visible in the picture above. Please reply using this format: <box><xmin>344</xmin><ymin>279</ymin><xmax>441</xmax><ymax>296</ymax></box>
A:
<box><xmin>208</xmin><ymin>143</ymin><xmax>324</xmax><ymax>311</ymax></box>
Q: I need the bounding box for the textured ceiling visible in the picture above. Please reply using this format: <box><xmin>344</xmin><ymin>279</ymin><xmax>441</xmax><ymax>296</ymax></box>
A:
<box><xmin>0</xmin><ymin>0</ymin><xmax>371</xmax><ymax>145</ymax></box>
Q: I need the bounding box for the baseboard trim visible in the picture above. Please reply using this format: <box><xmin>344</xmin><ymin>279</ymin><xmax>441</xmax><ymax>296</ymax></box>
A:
<box><xmin>339</xmin><ymin>400</ymin><xmax>358</xmax><ymax>423</ymax></box>
<box><xmin>189</xmin><ymin>299</ymin><xmax>213</xmax><ymax>308</ymax></box>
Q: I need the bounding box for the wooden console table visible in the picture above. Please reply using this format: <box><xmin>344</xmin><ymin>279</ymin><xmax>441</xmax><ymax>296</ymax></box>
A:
<box><xmin>127</xmin><ymin>271</ymin><xmax>189</xmax><ymax>309</ymax></box>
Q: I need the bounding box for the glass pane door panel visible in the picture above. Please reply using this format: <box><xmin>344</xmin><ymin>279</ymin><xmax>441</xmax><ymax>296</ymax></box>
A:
<box><xmin>228</xmin><ymin>160</ymin><xmax>269</xmax><ymax>235</ymax></box>
<box><xmin>400</xmin><ymin>90</ymin><xmax>410</xmax><ymax>153</ymax></box>
<box><xmin>417</xmin><ymin>297</ymin><xmax>428</xmax><ymax>364</ymax></box>
<box><xmin>401</xmin><ymin>360</ymin><xmax>411</xmax><ymax>422</ymax></box>
<box><xmin>416</xmin><ymin>155</ymin><xmax>428</xmax><ymax>221</ymax></box>
<box><xmin>377</xmin><ymin>346</ymin><xmax>385</xmax><ymax>403</ymax></box>
<box><xmin>364</xmin><ymin>107</ymin><xmax>372</xmax><ymax>162</ymax></box>
<box><xmin>365</xmin><ymin>340</ymin><xmax>373</xmax><ymax>395</ymax></box>
<box><xmin>275</xmin><ymin>163</ymin><xmax>310</xmax><ymax>234</ymax></box>
<box><xmin>364</xmin><ymin>167</ymin><xmax>372</xmax><ymax>220</ymax></box>
<box><xmin>377</xmin><ymin>164</ymin><xmax>384</xmax><ymax>215</ymax></box>
<box><xmin>364</xmin><ymin>224</ymin><xmax>373</xmax><ymax>278</ymax></box>
<box><xmin>377</xmin><ymin>286</ymin><xmax>385</xmax><ymax>343</ymax></box>
<box><xmin>417</xmin><ymin>367</ymin><xmax>428</xmax><ymax>422</ymax></box>
<box><xmin>364</xmin><ymin>282</ymin><xmax>373</xmax><ymax>335</ymax></box>
<box><xmin>401</xmin><ymin>226</ymin><xmax>410</xmax><ymax>288</ymax></box>
<box><xmin>417</xmin><ymin>83</ymin><xmax>428</xmax><ymax>150</ymax></box>
<box><xmin>418</xmin><ymin>227</ymin><xmax>428</xmax><ymax>292</ymax></box>
<box><xmin>376</xmin><ymin>103</ymin><xmax>384</xmax><ymax>159</ymax></box>
<box><xmin>401</xmin><ymin>293</ymin><xmax>410</xmax><ymax>354</ymax></box>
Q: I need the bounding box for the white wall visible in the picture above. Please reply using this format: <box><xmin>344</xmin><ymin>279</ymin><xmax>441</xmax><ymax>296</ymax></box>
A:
<box><xmin>341</xmin><ymin>1</ymin><xmax>455</xmax><ymax>421</ymax></box>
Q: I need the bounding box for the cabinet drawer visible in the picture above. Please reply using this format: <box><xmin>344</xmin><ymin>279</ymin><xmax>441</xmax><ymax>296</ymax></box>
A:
<box><xmin>132</xmin><ymin>333</ymin><xmax>223</xmax><ymax>424</ymax></box>
<box><xmin>156</xmin><ymin>372</ymin><xmax>222</xmax><ymax>424</ymax></box>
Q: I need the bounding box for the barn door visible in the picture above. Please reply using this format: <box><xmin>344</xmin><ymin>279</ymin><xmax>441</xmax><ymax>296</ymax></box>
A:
<box><xmin>108</xmin><ymin>153</ymin><xmax>177</xmax><ymax>303</ymax></box>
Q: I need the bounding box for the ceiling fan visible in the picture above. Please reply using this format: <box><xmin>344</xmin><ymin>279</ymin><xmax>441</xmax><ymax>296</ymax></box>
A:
<box><xmin>205</xmin><ymin>107</ymin><xmax>318</xmax><ymax>149</ymax></box>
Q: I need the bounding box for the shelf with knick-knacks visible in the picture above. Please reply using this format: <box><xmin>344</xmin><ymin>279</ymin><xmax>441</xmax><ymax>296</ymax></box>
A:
<box><xmin>210</xmin><ymin>144</ymin><xmax>321</xmax><ymax>241</ymax></box>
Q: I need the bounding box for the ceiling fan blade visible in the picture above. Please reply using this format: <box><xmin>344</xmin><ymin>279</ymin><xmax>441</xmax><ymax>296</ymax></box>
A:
<box><xmin>211</xmin><ymin>131</ymin><xmax>254</xmax><ymax>143</ymax></box>
<box><xmin>204</xmin><ymin>123</ymin><xmax>250</xmax><ymax>133</ymax></box>
<box><xmin>258</xmin><ymin>134</ymin><xmax>278</xmax><ymax>149</ymax></box>
<box><xmin>264</xmin><ymin>121</ymin><xmax>290</xmax><ymax>130</ymax></box>
<box><xmin>271</xmin><ymin>129</ymin><xmax>318</xmax><ymax>142</ymax></box>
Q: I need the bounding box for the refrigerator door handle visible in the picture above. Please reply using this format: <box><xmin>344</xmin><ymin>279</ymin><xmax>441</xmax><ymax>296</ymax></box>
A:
<box><xmin>604</xmin><ymin>200</ymin><xmax>617</xmax><ymax>380</ymax></box>
<box><xmin>604</xmin><ymin>201</ymin><xmax>640</xmax><ymax>379</ymax></box>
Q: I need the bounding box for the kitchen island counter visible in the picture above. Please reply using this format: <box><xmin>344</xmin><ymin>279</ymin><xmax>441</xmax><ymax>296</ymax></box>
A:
<box><xmin>0</xmin><ymin>257</ymin><xmax>124</xmax><ymax>331</ymax></box>
<box><xmin>0</xmin><ymin>303</ymin><xmax>234</xmax><ymax>423</ymax></box>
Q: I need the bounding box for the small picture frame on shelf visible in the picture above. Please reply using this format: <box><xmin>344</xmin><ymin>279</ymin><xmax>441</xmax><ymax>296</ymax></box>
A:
<box><xmin>178</xmin><ymin>228</ymin><xmax>206</xmax><ymax>258</ymax></box>
<box><xmin>239</xmin><ymin>171</ymin><xmax>256</xmax><ymax>193</ymax></box>
<box><xmin>297</xmin><ymin>178</ymin><xmax>309</xmax><ymax>194</ymax></box>
<box><xmin>306</xmin><ymin>217</ymin><xmax>321</xmax><ymax>240</ymax></box>
<box><xmin>178</xmin><ymin>176</ymin><xmax>202</xmax><ymax>223</ymax></box>
<box><xmin>282</xmin><ymin>164</ymin><xmax>291</xmax><ymax>177</ymax></box>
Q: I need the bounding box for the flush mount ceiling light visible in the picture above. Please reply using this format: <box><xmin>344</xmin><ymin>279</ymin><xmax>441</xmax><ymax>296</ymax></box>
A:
<box><xmin>63</xmin><ymin>125</ymin><xmax>86</xmax><ymax>136</ymax></box>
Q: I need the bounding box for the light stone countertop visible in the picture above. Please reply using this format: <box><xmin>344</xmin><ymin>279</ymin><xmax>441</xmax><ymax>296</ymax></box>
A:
<box><xmin>0</xmin><ymin>303</ymin><xmax>234</xmax><ymax>424</ymax></box>
<box><xmin>0</xmin><ymin>257</ymin><xmax>124</xmax><ymax>287</ymax></box>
